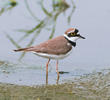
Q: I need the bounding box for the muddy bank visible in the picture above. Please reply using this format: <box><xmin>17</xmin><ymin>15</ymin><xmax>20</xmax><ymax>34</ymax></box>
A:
<box><xmin>0</xmin><ymin>69</ymin><xmax>110</xmax><ymax>100</ymax></box>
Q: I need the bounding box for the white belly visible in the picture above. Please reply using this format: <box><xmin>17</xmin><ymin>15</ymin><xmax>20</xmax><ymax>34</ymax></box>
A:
<box><xmin>32</xmin><ymin>50</ymin><xmax>72</xmax><ymax>60</ymax></box>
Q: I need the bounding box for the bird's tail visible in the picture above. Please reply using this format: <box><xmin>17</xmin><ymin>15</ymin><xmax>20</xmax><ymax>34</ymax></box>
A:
<box><xmin>14</xmin><ymin>47</ymin><xmax>33</xmax><ymax>52</ymax></box>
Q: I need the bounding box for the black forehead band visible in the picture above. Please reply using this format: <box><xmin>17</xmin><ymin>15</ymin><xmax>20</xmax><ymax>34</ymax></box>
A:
<box><xmin>74</xmin><ymin>29</ymin><xmax>79</xmax><ymax>33</ymax></box>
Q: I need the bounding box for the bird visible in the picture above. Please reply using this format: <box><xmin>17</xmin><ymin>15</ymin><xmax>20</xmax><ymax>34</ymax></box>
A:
<box><xmin>14</xmin><ymin>28</ymin><xmax>85</xmax><ymax>84</ymax></box>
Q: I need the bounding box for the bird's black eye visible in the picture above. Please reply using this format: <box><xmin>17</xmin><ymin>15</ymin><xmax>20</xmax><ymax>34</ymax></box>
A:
<box><xmin>68</xmin><ymin>32</ymin><xmax>76</xmax><ymax>37</ymax></box>
<box><xmin>71</xmin><ymin>32</ymin><xmax>76</xmax><ymax>36</ymax></box>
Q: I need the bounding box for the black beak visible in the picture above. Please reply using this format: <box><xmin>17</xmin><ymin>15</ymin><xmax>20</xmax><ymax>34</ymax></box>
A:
<box><xmin>77</xmin><ymin>34</ymin><xmax>85</xmax><ymax>39</ymax></box>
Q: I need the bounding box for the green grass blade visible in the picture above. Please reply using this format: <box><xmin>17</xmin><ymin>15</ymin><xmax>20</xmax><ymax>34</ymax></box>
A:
<box><xmin>49</xmin><ymin>22</ymin><xmax>56</xmax><ymax>39</ymax></box>
<box><xmin>40</xmin><ymin>0</ymin><xmax>52</xmax><ymax>17</ymax></box>
<box><xmin>67</xmin><ymin>0</ymin><xmax>76</xmax><ymax>24</ymax></box>
<box><xmin>6</xmin><ymin>34</ymin><xmax>21</xmax><ymax>48</ymax></box>
<box><xmin>24</xmin><ymin>0</ymin><xmax>40</xmax><ymax>21</ymax></box>
<box><xmin>19</xmin><ymin>30</ymin><xmax>41</xmax><ymax>60</ymax></box>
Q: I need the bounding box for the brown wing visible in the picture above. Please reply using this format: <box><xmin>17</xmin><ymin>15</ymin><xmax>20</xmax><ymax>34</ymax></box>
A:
<box><xmin>14</xmin><ymin>36</ymin><xmax>72</xmax><ymax>55</ymax></box>
<box><xmin>32</xmin><ymin>36</ymin><xmax>72</xmax><ymax>55</ymax></box>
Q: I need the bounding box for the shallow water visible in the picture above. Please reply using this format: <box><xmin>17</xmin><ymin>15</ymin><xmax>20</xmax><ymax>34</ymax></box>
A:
<box><xmin>0</xmin><ymin>61</ymin><xmax>85</xmax><ymax>86</ymax></box>
<box><xmin>0</xmin><ymin>61</ymin><xmax>109</xmax><ymax>86</ymax></box>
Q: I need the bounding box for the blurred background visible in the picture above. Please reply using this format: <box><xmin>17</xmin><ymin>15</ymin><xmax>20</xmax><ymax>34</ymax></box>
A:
<box><xmin>0</xmin><ymin>0</ymin><xmax>110</xmax><ymax>85</ymax></box>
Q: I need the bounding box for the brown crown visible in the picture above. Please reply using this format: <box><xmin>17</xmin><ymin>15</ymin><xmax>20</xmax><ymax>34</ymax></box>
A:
<box><xmin>65</xmin><ymin>28</ymin><xmax>75</xmax><ymax>35</ymax></box>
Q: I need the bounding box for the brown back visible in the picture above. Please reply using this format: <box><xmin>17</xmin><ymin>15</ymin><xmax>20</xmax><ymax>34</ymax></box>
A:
<box><xmin>31</xmin><ymin>36</ymin><xmax>72</xmax><ymax>55</ymax></box>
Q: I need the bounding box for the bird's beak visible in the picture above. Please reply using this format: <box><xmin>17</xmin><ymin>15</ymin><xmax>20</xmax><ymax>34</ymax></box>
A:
<box><xmin>77</xmin><ymin>34</ymin><xmax>85</xmax><ymax>39</ymax></box>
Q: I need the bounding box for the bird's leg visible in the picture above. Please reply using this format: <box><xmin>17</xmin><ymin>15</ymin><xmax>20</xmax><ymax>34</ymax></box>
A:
<box><xmin>46</xmin><ymin>58</ymin><xmax>50</xmax><ymax>85</ymax></box>
<box><xmin>56</xmin><ymin>60</ymin><xmax>59</xmax><ymax>84</ymax></box>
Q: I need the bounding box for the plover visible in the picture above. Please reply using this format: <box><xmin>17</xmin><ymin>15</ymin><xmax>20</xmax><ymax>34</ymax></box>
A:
<box><xmin>14</xmin><ymin>28</ymin><xmax>85</xmax><ymax>83</ymax></box>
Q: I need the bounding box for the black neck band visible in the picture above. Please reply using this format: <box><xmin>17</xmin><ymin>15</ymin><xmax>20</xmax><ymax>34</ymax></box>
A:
<box><xmin>64</xmin><ymin>37</ymin><xmax>76</xmax><ymax>47</ymax></box>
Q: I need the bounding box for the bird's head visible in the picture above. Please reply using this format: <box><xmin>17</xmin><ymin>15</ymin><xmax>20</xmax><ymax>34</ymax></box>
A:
<box><xmin>64</xmin><ymin>28</ymin><xmax>85</xmax><ymax>42</ymax></box>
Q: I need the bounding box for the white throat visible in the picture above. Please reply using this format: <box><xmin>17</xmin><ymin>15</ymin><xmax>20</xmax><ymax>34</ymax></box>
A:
<box><xmin>64</xmin><ymin>34</ymin><xmax>80</xmax><ymax>42</ymax></box>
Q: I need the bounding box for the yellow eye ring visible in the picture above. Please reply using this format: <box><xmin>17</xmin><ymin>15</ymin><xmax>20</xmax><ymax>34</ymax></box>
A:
<box><xmin>71</xmin><ymin>33</ymin><xmax>76</xmax><ymax>36</ymax></box>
